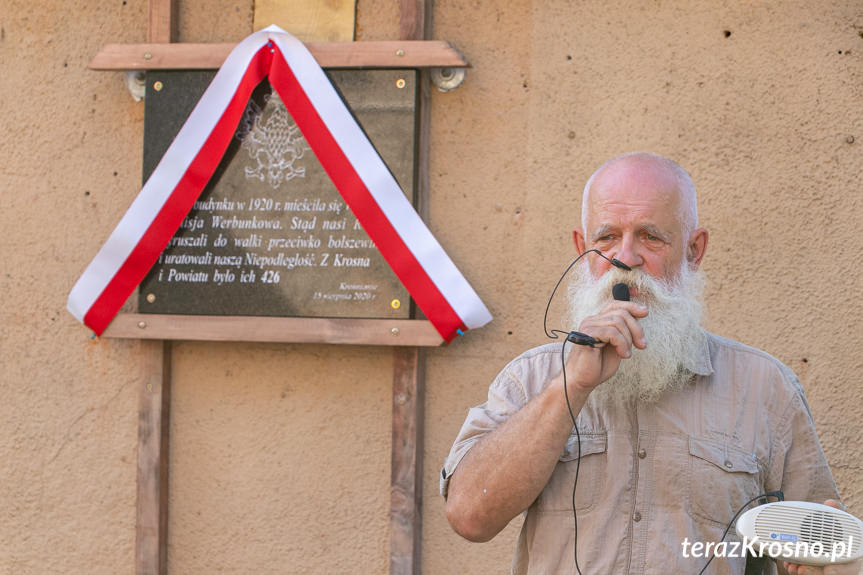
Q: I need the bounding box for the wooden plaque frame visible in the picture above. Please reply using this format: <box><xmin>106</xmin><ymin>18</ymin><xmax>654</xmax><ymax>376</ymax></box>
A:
<box><xmin>95</xmin><ymin>1</ymin><xmax>466</xmax><ymax>573</ymax></box>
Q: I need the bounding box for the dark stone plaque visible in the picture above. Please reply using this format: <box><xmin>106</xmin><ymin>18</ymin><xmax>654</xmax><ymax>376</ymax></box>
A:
<box><xmin>138</xmin><ymin>69</ymin><xmax>417</xmax><ymax>318</ymax></box>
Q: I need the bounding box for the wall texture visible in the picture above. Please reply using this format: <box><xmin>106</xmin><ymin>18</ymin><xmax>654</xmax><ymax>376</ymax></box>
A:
<box><xmin>1</xmin><ymin>1</ymin><xmax>860</xmax><ymax>574</ymax></box>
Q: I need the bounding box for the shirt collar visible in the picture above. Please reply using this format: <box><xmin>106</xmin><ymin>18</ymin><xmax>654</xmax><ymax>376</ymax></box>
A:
<box><xmin>685</xmin><ymin>328</ymin><xmax>714</xmax><ymax>377</ymax></box>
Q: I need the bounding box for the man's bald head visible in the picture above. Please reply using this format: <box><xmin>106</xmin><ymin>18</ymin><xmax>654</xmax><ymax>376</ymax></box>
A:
<box><xmin>582</xmin><ymin>152</ymin><xmax>698</xmax><ymax>240</ymax></box>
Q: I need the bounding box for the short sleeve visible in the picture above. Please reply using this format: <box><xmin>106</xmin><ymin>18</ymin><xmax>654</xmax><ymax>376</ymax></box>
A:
<box><xmin>439</xmin><ymin>363</ymin><xmax>529</xmax><ymax>498</ymax></box>
<box><xmin>769</xmin><ymin>376</ymin><xmax>840</xmax><ymax>505</ymax></box>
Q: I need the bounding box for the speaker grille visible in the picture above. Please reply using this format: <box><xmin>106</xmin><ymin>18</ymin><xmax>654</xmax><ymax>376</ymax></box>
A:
<box><xmin>754</xmin><ymin>506</ymin><xmax>863</xmax><ymax>555</ymax></box>
<box><xmin>800</xmin><ymin>512</ymin><xmax>843</xmax><ymax>545</ymax></box>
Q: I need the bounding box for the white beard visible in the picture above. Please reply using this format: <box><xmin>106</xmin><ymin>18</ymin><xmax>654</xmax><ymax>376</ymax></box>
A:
<box><xmin>566</xmin><ymin>261</ymin><xmax>706</xmax><ymax>404</ymax></box>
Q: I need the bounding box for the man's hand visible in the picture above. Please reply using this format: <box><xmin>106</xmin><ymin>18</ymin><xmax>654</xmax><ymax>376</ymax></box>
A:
<box><xmin>444</xmin><ymin>301</ymin><xmax>648</xmax><ymax>541</ymax></box>
<box><xmin>781</xmin><ymin>500</ymin><xmax>862</xmax><ymax>575</ymax></box>
<box><xmin>566</xmin><ymin>300</ymin><xmax>648</xmax><ymax>392</ymax></box>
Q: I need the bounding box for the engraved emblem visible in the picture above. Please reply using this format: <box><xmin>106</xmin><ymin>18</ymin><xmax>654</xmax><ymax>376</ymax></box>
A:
<box><xmin>236</xmin><ymin>92</ymin><xmax>310</xmax><ymax>189</ymax></box>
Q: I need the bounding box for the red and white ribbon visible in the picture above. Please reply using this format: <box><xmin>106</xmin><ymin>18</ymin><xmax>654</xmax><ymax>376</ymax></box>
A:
<box><xmin>67</xmin><ymin>25</ymin><xmax>491</xmax><ymax>342</ymax></box>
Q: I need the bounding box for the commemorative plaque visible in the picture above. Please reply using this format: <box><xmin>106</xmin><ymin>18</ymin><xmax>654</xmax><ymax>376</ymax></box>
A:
<box><xmin>138</xmin><ymin>69</ymin><xmax>416</xmax><ymax>319</ymax></box>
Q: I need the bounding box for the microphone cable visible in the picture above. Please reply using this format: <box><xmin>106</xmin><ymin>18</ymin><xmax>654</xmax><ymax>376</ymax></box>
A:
<box><xmin>543</xmin><ymin>250</ymin><xmax>630</xmax><ymax>575</ymax></box>
<box><xmin>696</xmin><ymin>491</ymin><xmax>784</xmax><ymax>574</ymax></box>
<box><xmin>559</xmin><ymin>336</ymin><xmax>584</xmax><ymax>575</ymax></box>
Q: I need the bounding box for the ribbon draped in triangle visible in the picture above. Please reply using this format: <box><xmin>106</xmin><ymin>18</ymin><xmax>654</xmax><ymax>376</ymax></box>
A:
<box><xmin>67</xmin><ymin>25</ymin><xmax>491</xmax><ymax>342</ymax></box>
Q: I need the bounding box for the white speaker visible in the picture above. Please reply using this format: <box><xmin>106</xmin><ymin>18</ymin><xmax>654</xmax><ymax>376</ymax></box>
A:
<box><xmin>735</xmin><ymin>501</ymin><xmax>863</xmax><ymax>566</ymax></box>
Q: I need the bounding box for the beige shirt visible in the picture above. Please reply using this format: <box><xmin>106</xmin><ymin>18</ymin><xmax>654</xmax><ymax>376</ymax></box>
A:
<box><xmin>441</xmin><ymin>332</ymin><xmax>839</xmax><ymax>575</ymax></box>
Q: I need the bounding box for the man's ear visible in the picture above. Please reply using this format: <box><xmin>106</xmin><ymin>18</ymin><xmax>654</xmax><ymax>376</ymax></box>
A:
<box><xmin>687</xmin><ymin>228</ymin><xmax>708</xmax><ymax>267</ymax></box>
<box><xmin>573</xmin><ymin>227</ymin><xmax>587</xmax><ymax>255</ymax></box>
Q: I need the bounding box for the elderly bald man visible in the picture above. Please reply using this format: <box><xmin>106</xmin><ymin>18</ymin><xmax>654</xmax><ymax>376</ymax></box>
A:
<box><xmin>441</xmin><ymin>153</ymin><xmax>852</xmax><ymax>575</ymax></box>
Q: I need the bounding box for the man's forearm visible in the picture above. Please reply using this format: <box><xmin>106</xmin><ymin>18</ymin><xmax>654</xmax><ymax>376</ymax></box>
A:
<box><xmin>445</xmin><ymin>374</ymin><xmax>590</xmax><ymax>542</ymax></box>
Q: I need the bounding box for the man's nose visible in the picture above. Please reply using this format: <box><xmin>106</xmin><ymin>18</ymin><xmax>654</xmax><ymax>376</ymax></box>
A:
<box><xmin>612</xmin><ymin>236</ymin><xmax>643</xmax><ymax>269</ymax></box>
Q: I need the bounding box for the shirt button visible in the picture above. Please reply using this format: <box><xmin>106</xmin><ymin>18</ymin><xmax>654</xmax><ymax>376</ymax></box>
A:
<box><xmin>638</xmin><ymin>448</ymin><xmax>647</xmax><ymax>459</ymax></box>
<box><xmin>633</xmin><ymin>511</ymin><xmax>642</xmax><ymax>522</ymax></box>
<box><xmin>724</xmin><ymin>461</ymin><xmax>733</xmax><ymax>469</ymax></box>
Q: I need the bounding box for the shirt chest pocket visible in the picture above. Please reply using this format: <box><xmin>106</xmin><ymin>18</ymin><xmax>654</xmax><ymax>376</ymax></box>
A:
<box><xmin>536</xmin><ymin>432</ymin><xmax>607</xmax><ymax>513</ymax></box>
<box><xmin>687</xmin><ymin>436</ymin><xmax>762</xmax><ymax>526</ymax></box>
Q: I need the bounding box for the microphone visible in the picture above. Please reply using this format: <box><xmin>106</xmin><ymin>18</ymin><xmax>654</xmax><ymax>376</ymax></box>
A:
<box><xmin>612</xmin><ymin>283</ymin><xmax>630</xmax><ymax>302</ymax></box>
<box><xmin>544</xmin><ymin>249</ymin><xmax>633</xmax><ymax>343</ymax></box>
<box><xmin>567</xmin><ymin>283</ymin><xmax>632</xmax><ymax>347</ymax></box>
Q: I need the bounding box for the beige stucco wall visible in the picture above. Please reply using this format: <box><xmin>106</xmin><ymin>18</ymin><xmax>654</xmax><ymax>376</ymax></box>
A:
<box><xmin>1</xmin><ymin>1</ymin><xmax>861</xmax><ymax>573</ymax></box>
